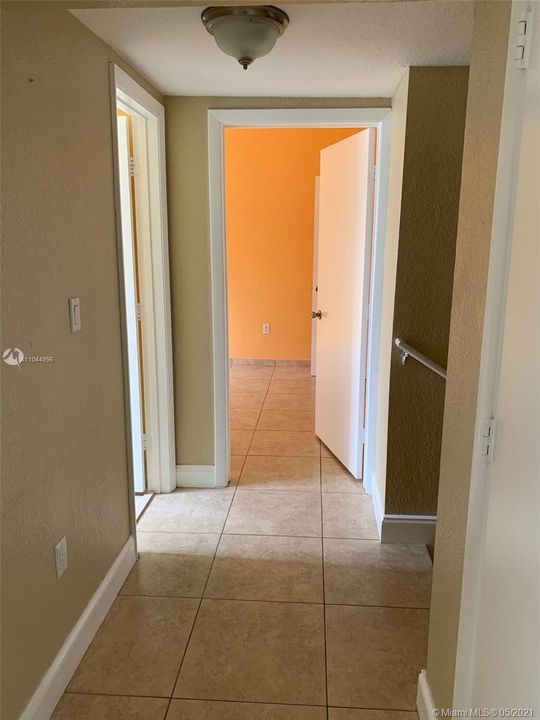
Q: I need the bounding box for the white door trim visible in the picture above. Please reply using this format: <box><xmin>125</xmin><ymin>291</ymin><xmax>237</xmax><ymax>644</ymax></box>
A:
<box><xmin>207</xmin><ymin>107</ymin><xmax>391</xmax><ymax>489</ymax></box>
<box><xmin>110</xmin><ymin>65</ymin><xmax>176</xmax><ymax>497</ymax></box>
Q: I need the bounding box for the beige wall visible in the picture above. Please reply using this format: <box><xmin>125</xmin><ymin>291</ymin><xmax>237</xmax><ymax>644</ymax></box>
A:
<box><xmin>165</xmin><ymin>95</ymin><xmax>390</xmax><ymax>465</ymax></box>
<box><xmin>385</xmin><ymin>67</ymin><xmax>469</xmax><ymax>516</ymax></box>
<box><xmin>426</xmin><ymin>1</ymin><xmax>512</xmax><ymax>708</ymax></box>
<box><xmin>0</xmin><ymin>4</ymin><xmax>162</xmax><ymax>718</ymax></box>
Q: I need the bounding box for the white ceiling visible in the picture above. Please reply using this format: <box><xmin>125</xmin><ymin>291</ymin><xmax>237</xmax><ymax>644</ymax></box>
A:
<box><xmin>72</xmin><ymin>2</ymin><xmax>473</xmax><ymax>97</ymax></box>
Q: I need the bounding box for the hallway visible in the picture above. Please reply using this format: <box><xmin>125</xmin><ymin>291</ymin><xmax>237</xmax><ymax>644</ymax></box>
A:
<box><xmin>53</xmin><ymin>365</ymin><xmax>432</xmax><ymax>719</ymax></box>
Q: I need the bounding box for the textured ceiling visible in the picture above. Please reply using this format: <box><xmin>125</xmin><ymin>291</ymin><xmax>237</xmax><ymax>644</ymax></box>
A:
<box><xmin>72</xmin><ymin>1</ymin><xmax>473</xmax><ymax>97</ymax></box>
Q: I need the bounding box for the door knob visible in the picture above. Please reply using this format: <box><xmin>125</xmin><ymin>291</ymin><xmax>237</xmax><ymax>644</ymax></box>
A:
<box><xmin>312</xmin><ymin>310</ymin><xmax>322</xmax><ymax>319</ymax></box>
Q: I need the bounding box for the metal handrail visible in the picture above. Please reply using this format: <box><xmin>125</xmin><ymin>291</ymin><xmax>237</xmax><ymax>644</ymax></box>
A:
<box><xmin>394</xmin><ymin>337</ymin><xmax>447</xmax><ymax>380</ymax></box>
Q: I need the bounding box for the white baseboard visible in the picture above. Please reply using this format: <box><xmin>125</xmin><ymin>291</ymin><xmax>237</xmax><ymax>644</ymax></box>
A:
<box><xmin>20</xmin><ymin>537</ymin><xmax>136</xmax><ymax>720</ymax></box>
<box><xmin>229</xmin><ymin>358</ymin><xmax>310</xmax><ymax>367</ymax></box>
<box><xmin>176</xmin><ymin>464</ymin><xmax>217</xmax><ymax>488</ymax></box>
<box><xmin>417</xmin><ymin>669</ymin><xmax>437</xmax><ymax>720</ymax></box>
<box><xmin>369</xmin><ymin>478</ymin><xmax>385</xmax><ymax>539</ymax></box>
<box><xmin>381</xmin><ymin>514</ymin><xmax>437</xmax><ymax>544</ymax></box>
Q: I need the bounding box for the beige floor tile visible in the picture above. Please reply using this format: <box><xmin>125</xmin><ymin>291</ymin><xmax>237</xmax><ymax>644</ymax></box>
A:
<box><xmin>239</xmin><ymin>455</ymin><xmax>320</xmax><ymax>492</ymax></box>
<box><xmin>225</xmin><ymin>490</ymin><xmax>322</xmax><ymax>537</ymax></box>
<box><xmin>257</xmin><ymin>408</ymin><xmax>315</xmax><ymax>431</ymax></box>
<box><xmin>230</xmin><ymin>391</ymin><xmax>265</xmax><ymax>410</ymax></box>
<box><xmin>323</xmin><ymin>539</ymin><xmax>432</xmax><ymax>607</ymax></box>
<box><xmin>120</xmin><ymin>532</ymin><xmax>219</xmax><ymax>598</ymax></box>
<box><xmin>231</xmin><ymin>428</ymin><xmax>254</xmax><ymax>455</ymax></box>
<box><xmin>230</xmin><ymin>377</ymin><xmax>271</xmax><ymax>394</ymax></box>
<box><xmin>249</xmin><ymin>430</ymin><xmax>320</xmax><ymax>457</ymax></box>
<box><xmin>263</xmin><ymin>394</ymin><xmax>315</xmax><ymax>411</ymax></box>
<box><xmin>322</xmin><ymin>493</ymin><xmax>378</xmax><ymax>539</ymax></box>
<box><xmin>322</xmin><ymin>458</ymin><xmax>364</xmax><ymax>493</ymax></box>
<box><xmin>229</xmin><ymin>365</ymin><xmax>275</xmax><ymax>378</ymax></box>
<box><xmin>329</xmin><ymin>710</ymin><xmax>418</xmax><ymax>720</ymax></box>
<box><xmin>68</xmin><ymin>596</ymin><xmax>198</xmax><ymax>697</ymax></box>
<box><xmin>168</xmin><ymin>700</ymin><xmax>326</xmax><ymax>720</ymax></box>
<box><xmin>326</xmin><ymin>605</ymin><xmax>429</xmax><ymax>710</ymax></box>
<box><xmin>174</xmin><ymin>599</ymin><xmax>326</xmax><ymax>705</ymax></box>
<box><xmin>272</xmin><ymin>366</ymin><xmax>312</xmax><ymax>379</ymax></box>
<box><xmin>230</xmin><ymin>407</ymin><xmax>260</xmax><ymax>430</ymax></box>
<box><xmin>268</xmin><ymin>378</ymin><xmax>316</xmax><ymax>395</ymax></box>
<box><xmin>137</xmin><ymin>488</ymin><xmax>235</xmax><ymax>533</ymax></box>
<box><xmin>51</xmin><ymin>694</ymin><xmax>169</xmax><ymax>720</ymax></box>
<box><xmin>205</xmin><ymin>534</ymin><xmax>323</xmax><ymax>602</ymax></box>
<box><xmin>229</xmin><ymin>455</ymin><xmax>245</xmax><ymax>484</ymax></box>
<box><xmin>321</xmin><ymin>442</ymin><xmax>336</xmax><ymax>458</ymax></box>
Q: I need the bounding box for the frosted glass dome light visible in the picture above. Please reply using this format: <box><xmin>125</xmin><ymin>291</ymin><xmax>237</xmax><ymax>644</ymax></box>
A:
<box><xmin>202</xmin><ymin>6</ymin><xmax>289</xmax><ymax>70</ymax></box>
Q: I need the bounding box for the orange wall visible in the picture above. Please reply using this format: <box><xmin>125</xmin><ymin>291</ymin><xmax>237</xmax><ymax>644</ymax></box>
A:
<box><xmin>225</xmin><ymin>127</ymin><xmax>361</xmax><ymax>360</ymax></box>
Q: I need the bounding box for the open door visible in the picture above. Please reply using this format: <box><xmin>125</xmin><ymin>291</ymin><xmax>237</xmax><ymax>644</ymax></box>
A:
<box><xmin>117</xmin><ymin>114</ymin><xmax>146</xmax><ymax>494</ymax></box>
<box><xmin>314</xmin><ymin>129</ymin><xmax>375</xmax><ymax>479</ymax></box>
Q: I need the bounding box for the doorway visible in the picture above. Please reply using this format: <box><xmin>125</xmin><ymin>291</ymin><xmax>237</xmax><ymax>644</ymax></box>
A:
<box><xmin>111</xmin><ymin>65</ymin><xmax>176</xmax><ymax>519</ymax></box>
<box><xmin>207</xmin><ymin>108</ymin><xmax>391</xmax><ymax>495</ymax></box>
<box><xmin>225</xmin><ymin>126</ymin><xmax>375</xmax><ymax>482</ymax></box>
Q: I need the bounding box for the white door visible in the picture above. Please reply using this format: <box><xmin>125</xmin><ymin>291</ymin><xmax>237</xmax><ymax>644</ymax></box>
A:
<box><xmin>117</xmin><ymin>115</ymin><xmax>146</xmax><ymax>494</ymax></box>
<box><xmin>315</xmin><ymin>129</ymin><xmax>375</xmax><ymax>478</ymax></box>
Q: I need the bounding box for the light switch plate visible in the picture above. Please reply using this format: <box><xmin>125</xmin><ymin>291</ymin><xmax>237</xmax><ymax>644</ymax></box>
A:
<box><xmin>54</xmin><ymin>536</ymin><xmax>68</xmax><ymax>578</ymax></box>
<box><xmin>69</xmin><ymin>297</ymin><xmax>81</xmax><ymax>332</ymax></box>
<box><xmin>262</xmin><ymin>323</ymin><xmax>271</xmax><ymax>335</ymax></box>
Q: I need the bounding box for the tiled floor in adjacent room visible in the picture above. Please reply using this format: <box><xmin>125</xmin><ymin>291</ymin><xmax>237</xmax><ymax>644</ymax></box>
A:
<box><xmin>53</xmin><ymin>364</ymin><xmax>432</xmax><ymax>719</ymax></box>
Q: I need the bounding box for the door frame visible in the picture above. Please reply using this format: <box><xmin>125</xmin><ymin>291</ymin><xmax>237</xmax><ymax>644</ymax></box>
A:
<box><xmin>110</xmin><ymin>64</ymin><xmax>176</xmax><ymax>501</ymax></box>
<box><xmin>208</xmin><ymin>107</ymin><xmax>391</xmax><ymax>489</ymax></box>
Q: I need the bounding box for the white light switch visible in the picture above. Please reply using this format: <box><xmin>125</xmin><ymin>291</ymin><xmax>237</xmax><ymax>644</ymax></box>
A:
<box><xmin>262</xmin><ymin>323</ymin><xmax>271</xmax><ymax>335</ymax></box>
<box><xmin>54</xmin><ymin>536</ymin><xmax>68</xmax><ymax>578</ymax></box>
<box><xmin>69</xmin><ymin>297</ymin><xmax>81</xmax><ymax>333</ymax></box>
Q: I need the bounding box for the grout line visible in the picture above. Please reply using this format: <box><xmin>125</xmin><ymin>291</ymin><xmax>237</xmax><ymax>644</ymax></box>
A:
<box><xmin>164</xmin><ymin>367</ymin><xmax>277</xmax><ymax>716</ymax></box>
<box><xmin>119</xmin><ymin>593</ymin><xmax>431</xmax><ymax>611</ymax></box>
<box><xmin>238</xmin><ymin>365</ymin><xmax>276</xmax><ymax>474</ymax></box>
<box><xmin>65</xmin><ymin>690</ymin><xmax>418</xmax><ymax>713</ymax></box>
<box><xmin>171</xmin><ymin>696</ymin><xmax>328</xmax><ymax>709</ymax></box>
<box><xmin>136</xmin><ymin>529</ymin><xmax>382</xmax><ymax>542</ymax></box>
<box><xmin>319</xmin><ymin>449</ymin><xmax>330</xmax><ymax>718</ymax></box>
<box><xmin>163</xmin><ymin>456</ymin><xmax>243</xmax><ymax>715</ymax></box>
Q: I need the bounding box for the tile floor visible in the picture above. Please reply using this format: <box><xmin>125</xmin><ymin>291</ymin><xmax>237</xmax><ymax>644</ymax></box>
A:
<box><xmin>53</xmin><ymin>364</ymin><xmax>432</xmax><ymax>719</ymax></box>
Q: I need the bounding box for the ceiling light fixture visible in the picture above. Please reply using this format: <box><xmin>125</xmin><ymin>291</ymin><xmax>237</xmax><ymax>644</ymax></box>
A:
<box><xmin>201</xmin><ymin>5</ymin><xmax>289</xmax><ymax>70</ymax></box>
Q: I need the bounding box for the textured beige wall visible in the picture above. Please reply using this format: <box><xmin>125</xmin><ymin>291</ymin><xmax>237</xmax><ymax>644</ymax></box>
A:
<box><xmin>385</xmin><ymin>67</ymin><xmax>469</xmax><ymax>516</ymax></box>
<box><xmin>373</xmin><ymin>69</ymin><xmax>409</xmax><ymax>517</ymax></box>
<box><xmin>426</xmin><ymin>1</ymin><xmax>511</xmax><ymax>709</ymax></box>
<box><xmin>0</xmin><ymin>4</ymin><xmax>162</xmax><ymax>718</ymax></box>
<box><xmin>165</xmin><ymin>95</ymin><xmax>390</xmax><ymax>465</ymax></box>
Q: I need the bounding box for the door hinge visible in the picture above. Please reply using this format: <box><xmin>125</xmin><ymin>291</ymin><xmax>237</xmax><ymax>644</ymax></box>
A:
<box><xmin>142</xmin><ymin>433</ymin><xmax>150</xmax><ymax>450</ymax></box>
<box><xmin>480</xmin><ymin>417</ymin><xmax>497</xmax><ymax>462</ymax></box>
<box><xmin>370</xmin><ymin>165</ymin><xmax>377</xmax><ymax>182</ymax></box>
<box><xmin>129</xmin><ymin>156</ymin><xmax>138</xmax><ymax>177</ymax></box>
<box><xmin>515</xmin><ymin>9</ymin><xmax>533</xmax><ymax>69</ymax></box>
<box><xmin>136</xmin><ymin>303</ymin><xmax>142</xmax><ymax>321</ymax></box>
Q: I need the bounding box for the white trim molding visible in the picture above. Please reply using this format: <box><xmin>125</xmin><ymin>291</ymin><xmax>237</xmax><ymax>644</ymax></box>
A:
<box><xmin>369</xmin><ymin>475</ymin><xmax>385</xmax><ymax>539</ymax></box>
<box><xmin>381</xmin><ymin>514</ymin><xmax>437</xmax><ymax>544</ymax></box>
<box><xmin>417</xmin><ymin>670</ymin><xmax>438</xmax><ymax>720</ymax></box>
<box><xmin>207</xmin><ymin>107</ymin><xmax>392</xmax><ymax>495</ymax></box>
<box><xmin>176</xmin><ymin>464</ymin><xmax>221</xmax><ymax>488</ymax></box>
<box><xmin>20</xmin><ymin>538</ymin><xmax>136</xmax><ymax>720</ymax></box>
